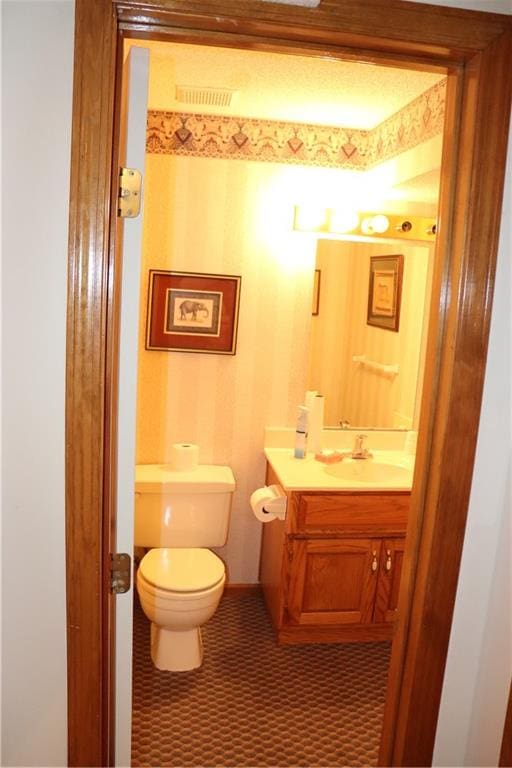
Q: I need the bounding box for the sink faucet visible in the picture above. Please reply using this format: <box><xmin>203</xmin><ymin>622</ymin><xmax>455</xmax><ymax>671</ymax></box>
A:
<box><xmin>351</xmin><ymin>433</ymin><xmax>372</xmax><ymax>459</ymax></box>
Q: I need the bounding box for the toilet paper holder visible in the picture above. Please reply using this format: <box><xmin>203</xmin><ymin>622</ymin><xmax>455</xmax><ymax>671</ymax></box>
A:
<box><xmin>251</xmin><ymin>484</ymin><xmax>287</xmax><ymax>522</ymax></box>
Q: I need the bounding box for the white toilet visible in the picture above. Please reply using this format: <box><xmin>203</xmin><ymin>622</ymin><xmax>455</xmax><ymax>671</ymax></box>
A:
<box><xmin>134</xmin><ymin>463</ymin><xmax>235</xmax><ymax>672</ymax></box>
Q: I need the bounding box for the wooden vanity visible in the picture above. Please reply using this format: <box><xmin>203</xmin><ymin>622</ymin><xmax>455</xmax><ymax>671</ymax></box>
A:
<box><xmin>259</xmin><ymin>462</ymin><xmax>410</xmax><ymax>645</ymax></box>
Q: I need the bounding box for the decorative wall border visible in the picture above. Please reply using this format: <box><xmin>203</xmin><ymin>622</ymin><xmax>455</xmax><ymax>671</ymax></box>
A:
<box><xmin>367</xmin><ymin>78</ymin><xmax>446</xmax><ymax>166</ymax></box>
<box><xmin>146</xmin><ymin>79</ymin><xmax>446</xmax><ymax>170</ymax></box>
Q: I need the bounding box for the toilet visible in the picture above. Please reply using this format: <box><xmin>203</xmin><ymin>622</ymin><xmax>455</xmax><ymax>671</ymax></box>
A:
<box><xmin>134</xmin><ymin>463</ymin><xmax>235</xmax><ymax>672</ymax></box>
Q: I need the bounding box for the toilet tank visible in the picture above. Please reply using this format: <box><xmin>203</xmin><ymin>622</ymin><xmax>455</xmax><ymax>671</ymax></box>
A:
<box><xmin>134</xmin><ymin>464</ymin><xmax>235</xmax><ymax>548</ymax></box>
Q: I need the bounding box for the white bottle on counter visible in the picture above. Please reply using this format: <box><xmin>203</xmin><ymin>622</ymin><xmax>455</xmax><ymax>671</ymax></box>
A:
<box><xmin>294</xmin><ymin>405</ymin><xmax>309</xmax><ymax>459</ymax></box>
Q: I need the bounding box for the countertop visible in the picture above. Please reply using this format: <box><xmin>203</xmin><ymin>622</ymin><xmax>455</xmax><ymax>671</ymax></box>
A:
<box><xmin>264</xmin><ymin>447</ymin><xmax>414</xmax><ymax>492</ymax></box>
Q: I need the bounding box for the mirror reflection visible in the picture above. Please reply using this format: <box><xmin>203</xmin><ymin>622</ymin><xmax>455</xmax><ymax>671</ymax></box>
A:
<box><xmin>307</xmin><ymin>237</ymin><xmax>434</xmax><ymax>429</ymax></box>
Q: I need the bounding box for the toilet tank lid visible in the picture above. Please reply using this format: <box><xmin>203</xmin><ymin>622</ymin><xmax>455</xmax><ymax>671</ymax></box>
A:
<box><xmin>135</xmin><ymin>463</ymin><xmax>235</xmax><ymax>494</ymax></box>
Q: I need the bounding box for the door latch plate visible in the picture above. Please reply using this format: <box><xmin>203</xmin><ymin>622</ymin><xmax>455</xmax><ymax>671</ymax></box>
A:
<box><xmin>111</xmin><ymin>552</ymin><xmax>131</xmax><ymax>594</ymax></box>
<box><xmin>118</xmin><ymin>167</ymin><xmax>142</xmax><ymax>218</ymax></box>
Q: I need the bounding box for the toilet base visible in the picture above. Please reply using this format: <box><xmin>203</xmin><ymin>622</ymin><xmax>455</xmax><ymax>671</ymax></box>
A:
<box><xmin>150</xmin><ymin>622</ymin><xmax>204</xmax><ymax>671</ymax></box>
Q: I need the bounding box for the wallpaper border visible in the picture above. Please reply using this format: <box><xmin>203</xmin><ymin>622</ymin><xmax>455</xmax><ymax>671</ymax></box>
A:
<box><xmin>146</xmin><ymin>79</ymin><xmax>446</xmax><ymax>170</ymax></box>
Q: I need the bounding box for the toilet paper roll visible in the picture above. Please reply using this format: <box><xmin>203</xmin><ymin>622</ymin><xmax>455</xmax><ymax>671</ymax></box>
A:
<box><xmin>305</xmin><ymin>390</ymin><xmax>318</xmax><ymax>412</ymax></box>
<box><xmin>308</xmin><ymin>394</ymin><xmax>325</xmax><ymax>454</ymax></box>
<box><xmin>250</xmin><ymin>485</ymin><xmax>287</xmax><ymax>523</ymax></box>
<box><xmin>169</xmin><ymin>443</ymin><xmax>199</xmax><ymax>472</ymax></box>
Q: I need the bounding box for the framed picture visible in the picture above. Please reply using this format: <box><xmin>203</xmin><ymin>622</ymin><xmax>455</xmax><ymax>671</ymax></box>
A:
<box><xmin>367</xmin><ymin>254</ymin><xmax>404</xmax><ymax>332</ymax></box>
<box><xmin>312</xmin><ymin>269</ymin><xmax>321</xmax><ymax>315</ymax></box>
<box><xmin>146</xmin><ymin>270</ymin><xmax>241</xmax><ymax>354</ymax></box>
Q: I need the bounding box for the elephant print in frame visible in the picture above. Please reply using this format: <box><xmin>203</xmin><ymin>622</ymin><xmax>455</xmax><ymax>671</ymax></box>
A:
<box><xmin>146</xmin><ymin>270</ymin><xmax>242</xmax><ymax>354</ymax></box>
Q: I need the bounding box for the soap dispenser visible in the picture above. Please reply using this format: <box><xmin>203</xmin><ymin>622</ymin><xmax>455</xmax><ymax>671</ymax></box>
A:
<box><xmin>294</xmin><ymin>406</ymin><xmax>309</xmax><ymax>459</ymax></box>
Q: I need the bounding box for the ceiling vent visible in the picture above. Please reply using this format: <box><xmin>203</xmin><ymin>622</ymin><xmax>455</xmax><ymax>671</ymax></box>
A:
<box><xmin>175</xmin><ymin>85</ymin><xmax>236</xmax><ymax>108</ymax></box>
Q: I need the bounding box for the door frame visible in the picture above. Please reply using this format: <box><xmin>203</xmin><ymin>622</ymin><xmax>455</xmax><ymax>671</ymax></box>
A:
<box><xmin>65</xmin><ymin>1</ymin><xmax>512</xmax><ymax>765</ymax></box>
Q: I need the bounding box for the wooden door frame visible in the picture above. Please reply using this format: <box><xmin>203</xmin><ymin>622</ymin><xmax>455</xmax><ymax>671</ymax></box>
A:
<box><xmin>66</xmin><ymin>1</ymin><xmax>512</xmax><ymax>765</ymax></box>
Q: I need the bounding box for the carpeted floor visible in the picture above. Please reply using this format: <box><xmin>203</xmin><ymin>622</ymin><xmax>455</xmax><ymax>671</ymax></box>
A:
<box><xmin>131</xmin><ymin>590</ymin><xmax>390</xmax><ymax>767</ymax></box>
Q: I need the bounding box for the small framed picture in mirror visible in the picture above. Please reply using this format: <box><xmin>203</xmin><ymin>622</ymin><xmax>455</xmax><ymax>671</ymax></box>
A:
<box><xmin>367</xmin><ymin>254</ymin><xmax>403</xmax><ymax>332</ymax></box>
<box><xmin>312</xmin><ymin>269</ymin><xmax>321</xmax><ymax>315</ymax></box>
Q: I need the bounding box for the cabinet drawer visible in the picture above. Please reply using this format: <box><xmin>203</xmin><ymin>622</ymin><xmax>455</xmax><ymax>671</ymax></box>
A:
<box><xmin>294</xmin><ymin>492</ymin><xmax>410</xmax><ymax>535</ymax></box>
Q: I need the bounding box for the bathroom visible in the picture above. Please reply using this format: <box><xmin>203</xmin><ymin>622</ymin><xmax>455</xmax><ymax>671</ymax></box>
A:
<box><xmin>128</xmin><ymin>38</ymin><xmax>443</xmax><ymax>767</ymax></box>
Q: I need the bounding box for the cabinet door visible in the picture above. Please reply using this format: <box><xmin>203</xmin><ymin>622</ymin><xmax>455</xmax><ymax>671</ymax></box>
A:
<box><xmin>373</xmin><ymin>538</ymin><xmax>406</xmax><ymax>624</ymax></box>
<box><xmin>287</xmin><ymin>538</ymin><xmax>380</xmax><ymax>626</ymax></box>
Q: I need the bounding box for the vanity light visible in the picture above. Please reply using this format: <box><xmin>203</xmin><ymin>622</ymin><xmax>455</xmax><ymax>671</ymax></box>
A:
<box><xmin>361</xmin><ymin>214</ymin><xmax>390</xmax><ymax>234</ymax></box>
<box><xmin>293</xmin><ymin>205</ymin><xmax>329</xmax><ymax>232</ymax></box>
<box><xmin>293</xmin><ymin>207</ymin><xmax>435</xmax><ymax>240</ymax></box>
<box><xmin>328</xmin><ymin>209</ymin><xmax>360</xmax><ymax>234</ymax></box>
<box><xmin>371</xmin><ymin>214</ymin><xmax>390</xmax><ymax>233</ymax></box>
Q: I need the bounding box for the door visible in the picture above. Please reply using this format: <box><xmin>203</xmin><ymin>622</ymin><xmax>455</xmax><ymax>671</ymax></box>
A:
<box><xmin>287</xmin><ymin>538</ymin><xmax>380</xmax><ymax>625</ymax></box>
<box><xmin>113</xmin><ymin>45</ymin><xmax>149</xmax><ymax>768</ymax></box>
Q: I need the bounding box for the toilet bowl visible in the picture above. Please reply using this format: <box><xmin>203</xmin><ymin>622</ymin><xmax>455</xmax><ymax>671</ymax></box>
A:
<box><xmin>137</xmin><ymin>547</ymin><xmax>226</xmax><ymax>671</ymax></box>
<box><xmin>134</xmin><ymin>462</ymin><xmax>235</xmax><ymax>671</ymax></box>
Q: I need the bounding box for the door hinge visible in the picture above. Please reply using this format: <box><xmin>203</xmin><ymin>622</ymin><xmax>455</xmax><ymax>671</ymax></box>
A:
<box><xmin>118</xmin><ymin>167</ymin><xmax>142</xmax><ymax>218</ymax></box>
<box><xmin>111</xmin><ymin>552</ymin><xmax>132</xmax><ymax>594</ymax></box>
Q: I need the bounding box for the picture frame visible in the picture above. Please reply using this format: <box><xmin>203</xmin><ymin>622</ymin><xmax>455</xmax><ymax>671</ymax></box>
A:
<box><xmin>146</xmin><ymin>270</ymin><xmax>241</xmax><ymax>354</ymax></box>
<box><xmin>312</xmin><ymin>269</ymin><xmax>321</xmax><ymax>315</ymax></box>
<box><xmin>367</xmin><ymin>254</ymin><xmax>404</xmax><ymax>332</ymax></box>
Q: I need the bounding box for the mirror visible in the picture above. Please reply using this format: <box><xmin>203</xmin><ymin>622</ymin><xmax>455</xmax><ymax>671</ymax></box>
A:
<box><xmin>307</xmin><ymin>237</ymin><xmax>434</xmax><ymax>429</ymax></box>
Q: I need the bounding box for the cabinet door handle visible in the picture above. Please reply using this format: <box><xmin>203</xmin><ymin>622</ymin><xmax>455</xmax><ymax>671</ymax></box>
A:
<box><xmin>385</xmin><ymin>549</ymin><xmax>392</xmax><ymax>572</ymax></box>
<box><xmin>372</xmin><ymin>551</ymin><xmax>378</xmax><ymax>572</ymax></box>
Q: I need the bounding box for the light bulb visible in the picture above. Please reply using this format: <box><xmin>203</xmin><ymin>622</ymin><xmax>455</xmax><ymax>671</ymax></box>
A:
<box><xmin>361</xmin><ymin>217</ymin><xmax>375</xmax><ymax>235</ymax></box>
<box><xmin>293</xmin><ymin>205</ymin><xmax>328</xmax><ymax>232</ymax></box>
<box><xmin>329</xmin><ymin>209</ymin><xmax>359</xmax><ymax>234</ymax></box>
<box><xmin>371</xmin><ymin>214</ymin><xmax>390</xmax><ymax>233</ymax></box>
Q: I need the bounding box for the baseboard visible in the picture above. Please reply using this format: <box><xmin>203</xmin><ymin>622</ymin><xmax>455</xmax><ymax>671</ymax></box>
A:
<box><xmin>224</xmin><ymin>582</ymin><xmax>261</xmax><ymax>595</ymax></box>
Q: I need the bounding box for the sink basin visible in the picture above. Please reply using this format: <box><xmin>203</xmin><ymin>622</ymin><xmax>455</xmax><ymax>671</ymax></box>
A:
<box><xmin>324</xmin><ymin>459</ymin><xmax>412</xmax><ymax>486</ymax></box>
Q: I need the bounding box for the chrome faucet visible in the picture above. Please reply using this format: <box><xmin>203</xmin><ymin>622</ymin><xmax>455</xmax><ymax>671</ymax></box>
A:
<box><xmin>351</xmin><ymin>433</ymin><xmax>372</xmax><ymax>459</ymax></box>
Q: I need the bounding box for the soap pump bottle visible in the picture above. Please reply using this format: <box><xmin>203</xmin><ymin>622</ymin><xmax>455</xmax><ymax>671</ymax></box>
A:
<box><xmin>294</xmin><ymin>406</ymin><xmax>309</xmax><ymax>459</ymax></box>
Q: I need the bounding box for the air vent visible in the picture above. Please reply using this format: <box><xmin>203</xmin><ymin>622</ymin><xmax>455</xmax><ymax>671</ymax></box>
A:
<box><xmin>175</xmin><ymin>85</ymin><xmax>236</xmax><ymax>108</ymax></box>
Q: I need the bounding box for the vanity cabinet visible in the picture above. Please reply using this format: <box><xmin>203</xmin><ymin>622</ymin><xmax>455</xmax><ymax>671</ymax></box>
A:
<box><xmin>259</xmin><ymin>464</ymin><xmax>410</xmax><ymax>644</ymax></box>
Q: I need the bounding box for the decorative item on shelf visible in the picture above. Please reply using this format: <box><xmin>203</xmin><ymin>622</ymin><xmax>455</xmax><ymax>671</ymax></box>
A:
<box><xmin>366</xmin><ymin>254</ymin><xmax>404</xmax><ymax>332</ymax></box>
<box><xmin>146</xmin><ymin>270</ymin><xmax>241</xmax><ymax>354</ymax></box>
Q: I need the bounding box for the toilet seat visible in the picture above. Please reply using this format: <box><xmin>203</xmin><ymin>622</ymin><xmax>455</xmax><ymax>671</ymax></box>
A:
<box><xmin>139</xmin><ymin>547</ymin><xmax>225</xmax><ymax>593</ymax></box>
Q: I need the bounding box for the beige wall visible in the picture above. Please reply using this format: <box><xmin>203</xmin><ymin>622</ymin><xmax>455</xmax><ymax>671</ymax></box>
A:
<box><xmin>309</xmin><ymin>240</ymin><xmax>431</xmax><ymax>428</ymax></box>
<box><xmin>137</xmin><ymin>155</ymin><xmax>367</xmax><ymax>580</ymax></box>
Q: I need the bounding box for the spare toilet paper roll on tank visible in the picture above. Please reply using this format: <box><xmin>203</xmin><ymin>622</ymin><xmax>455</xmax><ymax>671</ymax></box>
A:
<box><xmin>169</xmin><ymin>443</ymin><xmax>199</xmax><ymax>472</ymax></box>
<box><xmin>250</xmin><ymin>484</ymin><xmax>287</xmax><ymax>522</ymax></box>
